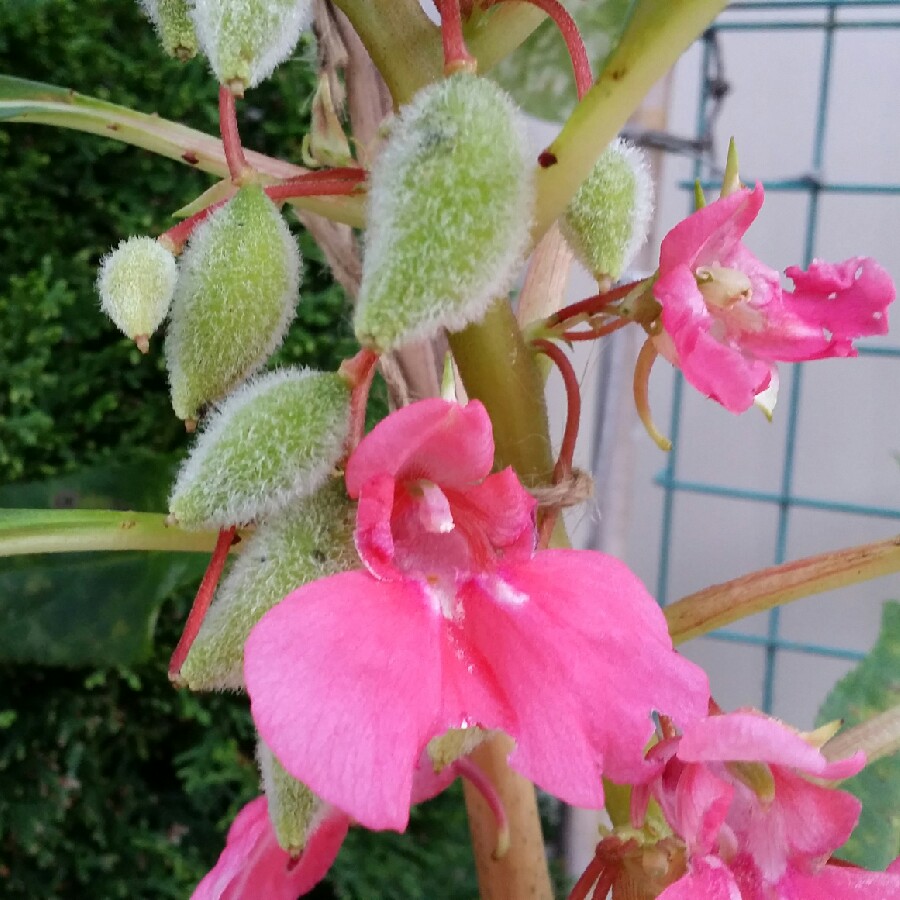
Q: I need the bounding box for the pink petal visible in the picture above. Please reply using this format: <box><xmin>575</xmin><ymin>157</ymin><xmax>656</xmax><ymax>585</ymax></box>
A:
<box><xmin>659</xmin><ymin>184</ymin><xmax>764</xmax><ymax>275</ymax></box>
<box><xmin>677</xmin><ymin>712</ymin><xmax>865</xmax><ymax>779</ymax></box>
<box><xmin>354</xmin><ymin>472</ymin><xmax>398</xmax><ymax>580</ymax></box>
<box><xmin>346</xmin><ymin>399</ymin><xmax>495</xmax><ymax>495</ymax></box>
<box><xmin>454</xmin><ymin>551</ymin><xmax>709</xmax><ymax>805</ymax></box>
<box><xmin>785</xmin><ymin>257</ymin><xmax>894</xmax><ymax>340</ymax></box>
<box><xmin>192</xmin><ymin>797</ymin><xmax>347</xmax><ymax>900</ymax></box>
<box><xmin>655</xmin><ymin>267</ymin><xmax>771</xmax><ymax>413</ymax></box>
<box><xmin>781</xmin><ymin>863</ymin><xmax>900</xmax><ymax>900</ymax></box>
<box><xmin>245</xmin><ymin>572</ymin><xmax>443</xmax><ymax>831</ymax></box>
<box><xmin>658</xmin><ymin>857</ymin><xmax>743</xmax><ymax>900</ymax></box>
<box><xmin>669</xmin><ymin>762</ymin><xmax>735</xmax><ymax>857</ymax></box>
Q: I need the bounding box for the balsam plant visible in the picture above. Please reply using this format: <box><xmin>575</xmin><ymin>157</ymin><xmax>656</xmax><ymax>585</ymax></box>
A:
<box><xmin>137</xmin><ymin>0</ymin><xmax>197</xmax><ymax>60</ymax></box>
<box><xmin>2</xmin><ymin>1</ymin><xmax>899</xmax><ymax>898</ymax></box>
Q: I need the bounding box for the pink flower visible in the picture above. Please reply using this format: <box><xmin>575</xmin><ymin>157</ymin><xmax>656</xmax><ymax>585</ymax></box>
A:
<box><xmin>652</xmin><ymin>184</ymin><xmax>895</xmax><ymax>413</ymax></box>
<box><xmin>245</xmin><ymin>399</ymin><xmax>709</xmax><ymax>831</ymax></box>
<box><xmin>633</xmin><ymin>710</ymin><xmax>900</xmax><ymax>899</ymax></box>
<box><xmin>191</xmin><ymin>796</ymin><xmax>349</xmax><ymax>900</ymax></box>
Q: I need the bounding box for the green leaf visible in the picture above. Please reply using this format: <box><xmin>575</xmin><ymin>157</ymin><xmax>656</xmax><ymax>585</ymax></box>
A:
<box><xmin>0</xmin><ymin>460</ymin><xmax>207</xmax><ymax>665</ymax></box>
<box><xmin>816</xmin><ymin>601</ymin><xmax>900</xmax><ymax>870</ymax></box>
<box><xmin>489</xmin><ymin>0</ymin><xmax>638</xmax><ymax>122</ymax></box>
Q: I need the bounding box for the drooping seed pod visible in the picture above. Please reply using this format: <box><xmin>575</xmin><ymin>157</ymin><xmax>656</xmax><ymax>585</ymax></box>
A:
<box><xmin>169</xmin><ymin>368</ymin><xmax>350</xmax><ymax>530</ymax></box>
<box><xmin>97</xmin><ymin>236</ymin><xmax>178</xmax><ymax>352</ymax></box>
<box><xmin>164</xmin><ymin>185</ymin><xmax>302</xmax><ymax>424</ymax></box>
<box><xmin>354</xmin><ymin>73</ymin><xmax>534</xmax><ymax>352</ymax></box>
<box><xmin>137</xmin><ymin>0</ymin><xmax>198</xmax><ymax>60</ymax></box>
<box><xmin>561</xmin><ymin>139</ymin><xmax>654</xmax><ymax>282</ymax></box>
<box><xmin>257</xmin><ymin>742</ymin><xmax>322</xmax><ymax>854</ymax></box>
<box><xmin>191</xmin><ymin>0</ymin><xmax>313</xmax><ymax>94</ymax></box>
<box><xmin>178</xmin><ymin>481</ymin><xmax>356</xmax><ymax>691</ymax></box>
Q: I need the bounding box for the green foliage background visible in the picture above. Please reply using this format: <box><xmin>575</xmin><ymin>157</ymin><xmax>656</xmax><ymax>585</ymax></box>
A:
<box><xmin>0</xmin><ymin>2</ymin><xmax>502</xmax><ymax>896</ymax></box>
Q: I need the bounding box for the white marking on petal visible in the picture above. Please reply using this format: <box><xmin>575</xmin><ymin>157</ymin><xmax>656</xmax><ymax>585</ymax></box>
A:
<box><xmin>490</xmin><ymin>577</ymin><xmax>529</xmax><ymax>607</ymax></box>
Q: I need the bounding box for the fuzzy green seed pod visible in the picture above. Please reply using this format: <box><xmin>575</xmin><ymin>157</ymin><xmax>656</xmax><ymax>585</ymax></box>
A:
<box><xmin>258</xmin><ymin>741</ymin><xmax>322</xmax><ymax>854</ymax></box>
<box><xmin>169</xmin><ymin>368</ymin><xmax>350</xmax><ymax>529</ymax></box>
<box><xmin>164</xmin><ymin>185</ymin><xmax>302</xmax><ymax>424</ymax></box>
<box><xmin>179</xmin><ymin>481</ymin><xmax>356</xmax><ymax>691</ymax></box>
<box><xmin>561</xmin><ymin>139</ymin><xmax>654</xmax><ymax>282</ymax></box>
<box><xmin>97</xmin><ymin>236</ymin><xmax>178</xmax><ymax>352</ymax></box>
<box><xmin>354</xmin><ymin>73</ymin><xmax>534</xmax><ymax>352</ymax></box>
<box><xmin>138</xmin><ymin>0</ymin><xmax>198</xmax><ymax>60</ymax></box>
<box><xmin>191</xmin><ymin>0</ymin><xmax>313</xmax><ymax>94</ymax></box>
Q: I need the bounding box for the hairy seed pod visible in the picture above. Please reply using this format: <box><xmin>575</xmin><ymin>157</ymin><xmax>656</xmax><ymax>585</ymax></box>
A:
<box><xmin>178</xmin><ymin>482</ymin><xmax>356</xmax><ymax>691</ymax></box>
<box><xmin>97</xmin><ymin>236</ymin><xmax>178</xmax><ymax>352</ymax></box>
<box><xmin>257</xmin><ymin>742</ymin><xmax>322</xmax><ymax>854</ymax></box>
<box><xmin>164</xmin><ymin>185</ymin><xmax>302</xmax><ymax>424</ymax></box>
<box><xmin>561</xmin><ymin>139</ymin><xmax>654</xmax><ymax>282</ymax></box>
<box><xmin>169</xmin><ymin>369</ymin><xmax>350</xmax><ymax>529</ymax></box>
<box><xmin>137</xmin><ymin>0</ymin><xmax>198</xmax><ymax>60</ymax></box>
<box><xmin>191</xmin><ymin>0</ymin><xmax>313</xmax><ymax>94</ymax></box>
<box><xmin>354</xmin><ymin>73</ymin><xmax>534</xmax><ymax>352</ymax></box>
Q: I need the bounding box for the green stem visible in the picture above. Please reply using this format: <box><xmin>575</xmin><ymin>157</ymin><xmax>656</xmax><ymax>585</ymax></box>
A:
<box><xmin>465</xmin><ymin>5</ymin><xmax>548</xmax><ymax>73</ymax></box>
<box><xmin>532</xmin><ymin>0</ymin><xmax>727</xmax><ymax>240</ymax></box>
<box><xmin>666</xmin><ymin>534</ymin><xmax>900</xmax><ymax>645</ymax></box>
<box><xmin>329</xmin><ymin>0</ymin><xmax>442</xmax><ymax>105</ymax></box>
<box><xmin>0</xmin><ymin>509</ymin><xmax>221</xmax><ymax>557</ymax></box>
<box><xmin>0</xmin><ymin>75</ymin><xmax>365</xmax><ymax>227</ymax></box>
<box><xmin>823</xmin><ymin>705</ymin><xmax>900</xmax><ymax>768</ymax></box>
<box><xmin>448</xmin><ymin>300</ymin><xmax>554</xmax><ymax>485</ymax></box>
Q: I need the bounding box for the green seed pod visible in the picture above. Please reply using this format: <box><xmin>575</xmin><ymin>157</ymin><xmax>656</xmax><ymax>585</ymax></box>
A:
<box><xmin>169</xmin><ymin>368</ymin><xmax>350</xmax><ymax>529</ymax></box>
<box><xmin>191</xmin><ymin>0</ymin><xmax>313</xmax><ymax>94</ymax></box>
<box><xmin>178</xmin><ymin>481</ymin><xmax>356</xmax><ymax>691</ymax></box>
<box><xmin>164</xmin><ymin>185</ymin><xmax>302</xmax><ymax>424</ymax></box>
<box><xmin>138</xmin><ymin>0</ymin><xmax>198</xmax><ymax>60</ymax></box>
<box><xmin>354</xmin><ymin>73</ymin><xmax>534</xmax><ymax>352</ymax></box>
<box><xmin>561</xmin><ymin>139</ymin><xmax>654</xmax><ymax>282</ymax></box>
<box><xmin>258</xmin><ymin>741</ymin><xmax>322</xmax><ymax>854</ymax></box>
<box><xmin>97</xmin><ymin>236</ymin><xmax>178</xmax><ymax>353</ymax></box>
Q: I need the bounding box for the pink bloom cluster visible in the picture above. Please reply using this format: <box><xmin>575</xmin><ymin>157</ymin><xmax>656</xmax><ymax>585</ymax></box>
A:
<box><xmin>652</xmin><ymin>184</ymin><xmax>895</xmax><ymax>413</ymax></box>
<box><xmin>242</xmin><ymin>398</ymin><xmax>709</xmax><ymax>832</ymax></box>
<box><xmin>633</xmin><ymin>711</ymin><xmax>900</xmax><ymax>899</ymax></box>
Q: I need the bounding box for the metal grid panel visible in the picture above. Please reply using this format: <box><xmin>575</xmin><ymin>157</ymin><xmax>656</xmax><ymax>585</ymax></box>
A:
<box><xmin>655</xmin><ymin>0</ymin><xmax>900</xmax><ymax>713</ymax></box>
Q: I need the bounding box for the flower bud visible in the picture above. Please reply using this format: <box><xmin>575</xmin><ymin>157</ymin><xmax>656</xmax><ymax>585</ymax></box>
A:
<box><xmin>191</xmin><ymin>0</ymin><xmax>313</xmax><ymax>94</ymax></box>
<box><xmin>354</xmin><ymin>73</ymin><xmax>533</xmax><ymax>351</ymax></box>
<box><xmin>169</xmin><ymin>368</ymin><xmax>350</xmax><ymax>529</ymax></box>
<box><xmin>561</xmin><ymin>138</ymin><xmax>653</xmax><ymax>282</ymax></box>
<box><xmin>178</xmin><ymin>481</ymin><xmax>356</xmax><ymax>691</ymax></box>
<box><xmin>138</xmin><ymin>0</ymin><xmax>198</xmax><ymax>60</ymax></box>
<box><xmin>257</xmin><ymin>741</ymin><xmax>321</xmax><ymax>854</ymax></box>
<box><xmin>97</xmin><ymin>236</ymin><xmax>178</xmax><ymax>352</ymax></box>
<box><xmin>164</xmin><ymin>185</ymin><xmax>302</xmax><ymax>424</ymax></box>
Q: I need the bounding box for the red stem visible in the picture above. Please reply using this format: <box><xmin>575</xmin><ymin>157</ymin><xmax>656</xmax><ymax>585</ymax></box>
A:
<box><xmin>561</xmin><ymin>318</ymin><xmax>632</xmax><ymax>342</ymax></box>
<box><xmin>532</xmin><ymin>339</ymin><xmax>581</xmax><ymax>547</ymax></box>
<box><xmin>265</xmin><ymin>178</ymin><xmax>364</xmax><ymax>202</ymax></box>
<box><xmin>339</xmin><ymin>348</ymin><xmax>380</xmax><ymax>458</ymax></box>
<box><xmin>158</xmin><ymin>200</ymin><xmax>227</xmax><ymax>254</ymax></box>
<box><xmin>549</xmin><ymin>279</ymin><xmax>643</xmax><ymax>329</ymax></box>
<box><xmin>219</xmin><ymin>86</ymin><xmax>250</xmax><ymax>183</ymax></box>
<box><xmin>169</xmin><ymin>526</ymin><xmax>237</xmax><ymax>680</ymax></box>
<box><xmin>439</xmin><ymin>0</ymin><xmax>477</xmax><ymax>74</ymax></box>
<box><xmin>482</xmin><ymin>0</ymin><xmax>592</xmax><ymax>98</ymax></box>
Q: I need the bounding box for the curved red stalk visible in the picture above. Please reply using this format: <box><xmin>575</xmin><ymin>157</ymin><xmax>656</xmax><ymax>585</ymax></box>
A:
<box><xmin>169</xmin><ymin>526</ymin><xmax>237</xmax><ymax>681</ymax></box>
<box><xmin>482</xmin><ymin>0</ymin><xmax>592</xmax><ymax>99</ymax></box>
<box><xmin>532</xmin><ymin>339</ymin><xmax>581</xmax><ymax>547</ymax></box>
<box><xmin>265</xmin><ymin>177</ymin><xmax>364</xmax><ymax>202</ymax></box>
<box><xmin>454</xmin><ymin>756</ymin><xmax>511</xmax><ymax>860</ymax></box>
<box><xmin>561</xmin><ymin>318</ymin><xmax>632</xmax><ymax>342</ymax></box>
<box><xmin>158</xmin><ymin>201</ymin><xmax>227</xmax><ymax>254</ymax></box>
<box><xmin>439</xmin><ymin>0</ymin><xmax>477</xmax><ymax>74</ymax></box>
<box><xmin>219</xmin><ymin>86</ymin><xmax>250</xmax><ymax>183</ymax></box>
<box><xmin>549</xmin><ymin>279</ymin><xmax>644</xmax><ymax>330</ymax></box>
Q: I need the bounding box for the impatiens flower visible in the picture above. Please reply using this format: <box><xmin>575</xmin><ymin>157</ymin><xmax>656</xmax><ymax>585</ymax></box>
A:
<box><xmin>652</xmin><ymin>184</ymin><xmax>895</xmax><ymax>414</ymax></box>
<box><xmin>632</xmin><ymin>710</ymin><xmax>900</xmax><ymax>899</ymax></box>
<box><xmin>245</xmin><ymin>398</ymin><xmax>709</xmax><ymax>832</ymax></box>
<box><xmin>191</xmin><ymin>796</ymin><xmax>349</xmax><ymax>900</ymax></box>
